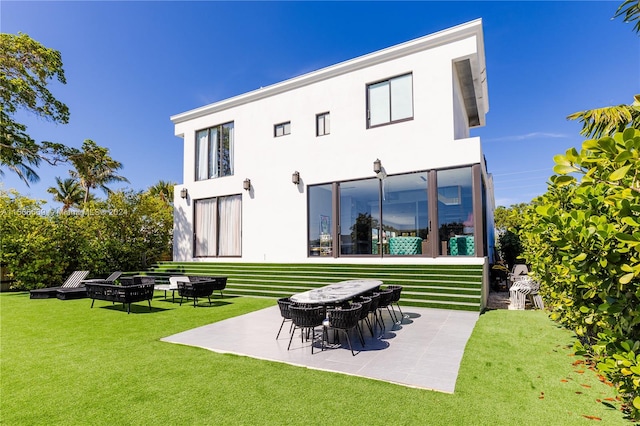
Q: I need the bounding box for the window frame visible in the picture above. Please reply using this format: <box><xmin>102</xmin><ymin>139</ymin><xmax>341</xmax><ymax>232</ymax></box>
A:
<box><xmin>195</xmin><ymin>121</ymin><xmax>234</xmax><ymax>181</ymax></box>
<box><xmin>274</xmin><ymin>121</ymin><xmax>291</xmax><ymax>137</ymax></box>
<box><xmin>193</xmin><ymin>194</ymin><xmax>242</xmax><ymax>258</ymax></box>
<box><xmin>316</xmin><ymin>112</ymin><xmax>330</xmax><ymax>137</ymax></box>
<box><xmin>366</xmin><ymin>73</ymin><xmax>414</xmax><ymax>128</ymax></box>
<box><xmin>306</xmin><ymin>166</ymin><xmax>482</xmax><ymax>258</ymax></box>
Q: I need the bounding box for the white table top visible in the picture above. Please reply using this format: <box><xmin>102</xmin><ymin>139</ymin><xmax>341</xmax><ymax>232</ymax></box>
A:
<box><xmin>290</xmin><ymin>279</ymin><xmax>383</xmax><ymax>305</ymax></box>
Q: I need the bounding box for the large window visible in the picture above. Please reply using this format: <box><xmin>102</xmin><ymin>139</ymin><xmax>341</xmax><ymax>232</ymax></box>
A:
<box><xmin>309</xmin><ymin>175</ymin><xmax>429</xmax><ymax>257</ymax></box>
<box><xmin>367</xmin><ymin>73</ymin><xmax>413</xmax><ymax>127</ymax></box>
<box><xmin>437</xmin><ymin>167</ymin><xmax>474</xmax><ymax>256</ymax></box>
<box><xmin>339</xmin><ymin>179</ymin><xmax>380</xmax><ymax>255</ymax></box>
<box><xmin>307</xmin><ymin>167</ymin><xmax>479</xmax><ymax>258</ymax></box>
<box><xmin>382</xmin><ymin>173</ymin><xmax>429</xmax><ymax>256</ymax></box>
<box><xmin>194</xmin><ymin>195</ymin><xmax>241</xmax><ymax>257</ymax></box>
<box><xmin>195</xmin><ymin>122</ymin><xmax>234</xmax><ymax>181</ymax></box>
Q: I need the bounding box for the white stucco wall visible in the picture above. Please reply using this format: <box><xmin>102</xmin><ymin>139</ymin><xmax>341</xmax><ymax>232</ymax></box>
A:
<box><xmin>172</xmin><ymin>20</ymin><xmax>489</xmax><ymax>264</ymax></box>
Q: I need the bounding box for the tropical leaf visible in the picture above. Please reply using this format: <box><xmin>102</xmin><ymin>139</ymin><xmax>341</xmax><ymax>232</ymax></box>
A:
<box><xmin>610</xmin><ymin>165</ymin><xmax>632</xmax><ymax>181</ymax></box>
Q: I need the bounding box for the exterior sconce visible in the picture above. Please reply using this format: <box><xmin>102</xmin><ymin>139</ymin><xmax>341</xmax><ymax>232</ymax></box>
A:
<box><xmin>243</xmin><ymin>178</ymin><xmax>251</xmax><ymax>191</ymax></box>
<box><xmin>373</xmin><ymin>159</ymin><xmax>382</xmax><ymax>174</ymax></box>
<box><xmin>180</xmin><ymin>188</ymin><xmax>188</xmax><ymax>199</ymax></box>
<box><xmin>292</xmin><ymin>171</ymin><xmax>300</xmax><ymax>185</ymax></box>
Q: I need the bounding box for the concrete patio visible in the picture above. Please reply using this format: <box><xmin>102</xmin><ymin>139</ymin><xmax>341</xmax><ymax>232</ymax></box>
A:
<box><xmin>162</xmin><ymin>304</ymin><xmax>479</xmax><ymax>393</ymax></box>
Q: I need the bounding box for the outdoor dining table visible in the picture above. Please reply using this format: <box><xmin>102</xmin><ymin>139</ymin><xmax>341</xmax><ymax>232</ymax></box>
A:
<box><xmin>290</xmin><ymin>279</ymin><xmax>383</xmax><ymax>305</ymax></box>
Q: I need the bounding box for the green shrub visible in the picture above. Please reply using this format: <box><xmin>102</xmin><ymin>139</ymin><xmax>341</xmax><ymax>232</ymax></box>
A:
<box><xmin>0</xmin><ymin>188</ymin><xmax>173</xmax><ymax>289</ymax></box>
<box><xmin>519</xmin><ymin>128</ymin><xmax>640</xmax><ymax>418</ymax></box>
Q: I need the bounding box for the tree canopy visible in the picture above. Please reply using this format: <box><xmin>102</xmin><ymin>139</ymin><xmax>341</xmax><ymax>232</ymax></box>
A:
<box><xmin>68</xmin><ymin>139</ymin><xmax>129</xmax><ymax>203</ymax></box>
<box><xmin>0</xmin><ymin>32</ymin><xmax>71</xmax><ymax>184</ymax></box>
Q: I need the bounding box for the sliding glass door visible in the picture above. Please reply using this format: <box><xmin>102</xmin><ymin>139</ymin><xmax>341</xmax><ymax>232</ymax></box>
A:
<box><xmin>194</xmin><ymin>194</ymin><xmax>242</xmax><ymax>257</ymax></box>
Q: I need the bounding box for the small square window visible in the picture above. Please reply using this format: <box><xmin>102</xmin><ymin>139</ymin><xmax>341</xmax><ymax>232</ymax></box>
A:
<box><xmin>316</xmin><ymin>112</ymin><xmax>330</xmax><ymax>136</ymax></box>
<box><xmin>274</xmin><ymin>121</ymin><xmax>291</xmax><ymax>137</ymax></box>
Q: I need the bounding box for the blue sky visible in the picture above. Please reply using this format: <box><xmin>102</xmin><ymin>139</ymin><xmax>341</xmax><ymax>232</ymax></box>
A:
<box><xmin>2</xmin><ymin>1</ymin><xmax>638</xmax><ymax>207</ymax></box>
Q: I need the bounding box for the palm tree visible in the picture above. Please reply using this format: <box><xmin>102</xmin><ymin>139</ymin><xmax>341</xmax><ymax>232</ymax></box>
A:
<box><xmin>46</xmin><ymin>177</ymin><xmax>84</xmax><ymax>211</ymax></box>
<box><xmin>567</xmin><ymin>95</ymin><xmax>640</xmax><ymax>139</ymax></box>
<box><xmin>68</xmin><ymin>139</ymin><xmax>129</xmax><ymax>204</ymax></box>
<box><xmin>567</xmin><ymin>2</ymin><xmax>640</xmax><ymax>138</ymax></box>
<box><xmin>147</xmin><ymin>180</ymin><xmax>175</xmax><ymax>204</ymax></box>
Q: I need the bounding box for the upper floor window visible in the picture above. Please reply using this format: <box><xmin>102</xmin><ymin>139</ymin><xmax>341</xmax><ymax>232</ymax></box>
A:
<box><xmin>367</xmin><ymin>73</ymin><xmax>413</xmax><ymax>128</ymax></box>
<box><xmin>274</xmin><ymin>121</ymin><xmax>291</xmax><ymax>137</ymax></box>
<box><xmin>316</xmin><ymin>112</ymin><xmax>330</xmax><ymax>136</ymax></box>
<box><xmin>195</xmin><ymin>121</ymin><xmax>234</xmax><ymax>181</ymax></box>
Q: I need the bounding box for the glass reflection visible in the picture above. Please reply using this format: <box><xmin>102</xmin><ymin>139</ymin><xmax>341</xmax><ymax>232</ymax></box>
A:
<box><xmin>382</xmin><ymin>173</ymin><xmax>428</xmax><ymax>256</ymax></box>
<box><xmin>339</xmin><ymin>179</ymin><xmax>379</xmax><ymax>255</ymax></box>
<box><xmin>308</xmin><ymin>184</ymin><xmax>333</xmax><ymax>257</ymax></box>
<box><xmin>437</xmin><ymin>167</ymin><xmax>474</xmax><ymax>256</ymax></box>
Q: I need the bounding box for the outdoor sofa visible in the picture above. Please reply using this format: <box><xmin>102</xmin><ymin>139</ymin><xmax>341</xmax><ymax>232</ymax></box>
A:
<box><xmin>84</xmin><ymin>277</ymin><xmax>155</xmax><ymax>314</ymax></box>
<box><xmin>57</xmin><ymin>271</ymin><xmax>122</xmax><ymax>300</ymax></box>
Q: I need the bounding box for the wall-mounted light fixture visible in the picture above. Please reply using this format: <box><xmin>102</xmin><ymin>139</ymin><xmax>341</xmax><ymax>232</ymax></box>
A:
<box><xmin>373</xmin><ymin>158</ymin><xmax>382</xmax><ymax>174</ymax></box>
<box><xmin>292</xmin><ymin>171</ymin><xmax>300</xmax><ymax>185</ymax></box>
<box><xmin>243</xmin><ymin>178</ymin><xmax>251</xmax><ymax>191</ymax></box>
<box><xmin>180</xmin><ymin>188</ymin><xmax>188</xmax><ymax>199</ymax></box>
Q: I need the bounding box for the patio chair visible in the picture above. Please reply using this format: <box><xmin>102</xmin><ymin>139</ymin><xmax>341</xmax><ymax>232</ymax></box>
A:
<box><xmin>366</xmin><ymin>292</ymin><xmax>384</xmax><ymax>335</ymax></box>
<box><xmin>57</xmin><ymin>271</ymin><xmax>122</xmax><ymax>300</ymax></box>
<box><xmin>377</xmin><ymin>288</ymin><xmax>396</xmax><ymax>327</ymax></box>
<box><xmin>386</xmin><ymin>285</ymin><xmax>405</xmax><ymax>323</ymax></box>
<box><xmin>288</xmin><ymin>304</ymin><xmax>326</xmax><ymax>354</ymax></box>
<box><xmin>352</xmin><ymin>295</ymin><xmax>372</xmax><ymax>341</ymax></box>
<box><xmin>276</xmin><ymin>297</ymin><xmax>294</xmax><ymax>340</ymax></box>
<box><xmin>189</xmin><ymin>276</ymin><xmax>226</xmax><ymax>298</ymax></box>
<box><xmin>326</xmin><ymin>303</ymin><xmax>363</xmax><ymax>356</ymax></box>
<box><xmin>509</xmin><ymin>276</ymin><xmax>543</xmax><ymax>310</ymax></box>
<box><xmin>528</xmin><ymin>279</ymin><xmax>544</xmax><ymax>310</ymax></box>
<box><xmin>30</xmin><ymin>271</ymin><xmax>90</xmax><ymax>299</ymax></box>
<box><xmin>177</xmin><ymin>278</ymin><xmax>215</xmax><ymax>307</ymax></box>
<box><xmin>508</xmin><ymin>264</ymin><xmax>529</xmax><ymax>289</ymax></box>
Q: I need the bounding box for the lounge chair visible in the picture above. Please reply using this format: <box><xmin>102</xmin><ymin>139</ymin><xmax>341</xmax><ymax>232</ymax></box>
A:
<box><xmin>57</xmin><ymin>271</ymin><xmax>122</xmax><ymax>300</ymax></box>
<box><xmin>29</xmin><ymin>271</ymin><xmax>90</xmax><ymax>299</ymax></box>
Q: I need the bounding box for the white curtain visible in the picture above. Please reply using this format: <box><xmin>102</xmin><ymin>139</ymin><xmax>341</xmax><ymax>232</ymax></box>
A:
<box><xmin>196</xmin><ymin>130</ymin><xmax>209</xmax><ymax>181</ymax></box>
<box><xmin>218</xmin><ymin>195</ymin><xmax>241</xmax><ymax>256</ymax></box>
<box><xmin>194</xmin><ymin>198</ymin><xmax>217</xmax><ymax>257</ymax></box>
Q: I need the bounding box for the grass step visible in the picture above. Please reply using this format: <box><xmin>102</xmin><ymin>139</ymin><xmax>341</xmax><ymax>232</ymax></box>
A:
<box><xmin>142</xmin><ymin>261</ymin><xmax>486</xmax><ymax>311</ymax></box>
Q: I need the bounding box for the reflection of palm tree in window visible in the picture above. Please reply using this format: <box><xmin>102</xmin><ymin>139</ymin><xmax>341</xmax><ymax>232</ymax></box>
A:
<box><xmin>350</xmin><ymin>213</ymin><xmax>379</xmax><ymax>254</ymax></box>
<box><xmin>219</xmin><ymin>124</ymin><xmax>233</xmax><ymax>176</ymax></box>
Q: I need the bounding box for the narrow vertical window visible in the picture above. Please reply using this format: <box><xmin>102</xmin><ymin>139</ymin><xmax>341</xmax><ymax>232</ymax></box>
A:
<box><xmin>316</xmin><ymin>112</ymin><xmax>330</xmax><ymax>136</ymax></box>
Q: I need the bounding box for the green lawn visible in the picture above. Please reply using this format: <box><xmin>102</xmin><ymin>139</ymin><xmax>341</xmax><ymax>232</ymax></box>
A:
<box><xmin>0</xmin><ymin>292</ymin><xmax>627</xmax><ymax>425</ymax></box>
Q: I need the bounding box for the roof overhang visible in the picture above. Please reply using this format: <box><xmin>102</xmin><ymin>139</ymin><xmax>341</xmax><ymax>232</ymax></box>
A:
<box><xmin>171</xmin><ymin>19</ymin><xmax>488</xmax><ymax>126</ymax></box>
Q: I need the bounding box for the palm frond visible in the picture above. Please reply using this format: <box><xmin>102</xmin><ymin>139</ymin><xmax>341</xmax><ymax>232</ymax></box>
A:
<box><xmin>567</xmin><ymin>96</ymin><xmax>640</xmax><ymax>138</ymax></box>
<box><xmin>614</xmin><ymin>0</ymin><xmax>640</xmax><ymax>34</ymax></box>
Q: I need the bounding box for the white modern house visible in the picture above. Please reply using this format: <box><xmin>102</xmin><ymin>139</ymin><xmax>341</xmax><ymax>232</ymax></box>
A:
<box><xmin>166</xmin><ymin>19</ymin><xmax>494</xmax><ymax>310</ymax></box>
